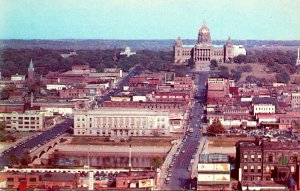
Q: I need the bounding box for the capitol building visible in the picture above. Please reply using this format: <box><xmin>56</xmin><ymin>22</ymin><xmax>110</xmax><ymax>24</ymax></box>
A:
<box><xmin>174</xmin><ymin>22</ymin><xmax>246</xmax><ymax>71</ymax></box>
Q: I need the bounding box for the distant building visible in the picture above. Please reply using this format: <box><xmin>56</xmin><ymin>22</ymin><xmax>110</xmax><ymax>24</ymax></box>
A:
<box><xmin>296</xmin><ymin>48</ymin><xmax>300</xmax><ymax>66</ymax></box>
<box><xmin>0</xmin><ymin>111</ymin><xmax>44</xmax><ymax>131</ymax></box>
<box><xmin>291</xmin><ymin>92</ymin><xmax>300</xmax><ymax>108</ymax></box>
<box><xmin>120</xmin><ymin>47</ymin><xmax>136</xmax><ymax>57</ymax></box>
<box><xmin>27</xmin><ymin>59</ymin><xmax>35</xmax><ymax>83</ymax></box>
<box><xmin>60</xmin><ymin>50</ymin><xmax>77</xmax><ymax>59</ymax></box>
<box><xmin>11</xmin><ymin>74</ymin><xmax>25</xmax><ymax>81</ymax></box>
<box><xmin>233</xmin><ymin>45</ymin><xmax>246</xmax><ymax>56</ymax></box>
<box><xmin>174</xmin><ymin>22</ymin><xmax>238</xmax><ymax>71</ymax></box>
<box><xmin>73</xmin><ymin>108</ymin><xmax>170</xmax><ymax>137</ymax></box>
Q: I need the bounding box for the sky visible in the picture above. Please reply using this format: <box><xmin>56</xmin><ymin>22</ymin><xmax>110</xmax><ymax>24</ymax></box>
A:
<box><xmin>0</xmin><ymin>0</ymin><xmax>299</xmax><ymax>40</ymax></box>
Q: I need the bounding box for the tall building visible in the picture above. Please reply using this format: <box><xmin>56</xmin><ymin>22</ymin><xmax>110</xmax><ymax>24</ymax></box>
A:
<box><xmin>174</xmin><ymin>22</ymin><xmax>235</xmax><ymax>71</ymax></box>
<box><xmin>27</xmin><ymin>59</ymin><xmax>35</xmax><ymax>83</ymax></box>
<box><xmin>296</xmin><ymin>48</ymin><xmax>300</xmax><ymax>66</ymax></box>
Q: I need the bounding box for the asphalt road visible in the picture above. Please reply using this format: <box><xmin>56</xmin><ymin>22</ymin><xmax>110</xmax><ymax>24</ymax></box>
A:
<box><xmin>168</xmin><ymin>72</ymin><xmax>209</xmax><ymax>190</ymax></box>
<box><xmin>97</xmin><ymin>67</ymin><xmax>141</xmax><ymax>105</ymax></box>
<box><xmin>0</xmin><ymin>118</ymin><xmax>73</xmax><ymax>168</ymax></box>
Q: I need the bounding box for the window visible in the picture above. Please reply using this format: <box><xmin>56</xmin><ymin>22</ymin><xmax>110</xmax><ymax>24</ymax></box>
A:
<box><xmin>29</xmin><ymin>178</ymin><xmax>36</xmax><ymax>182</ymax></box>
<box><xmin>243</xmin><ymin>166</ymin><xmax>248</xmax><ymax>173</ymax></box>
<box><xmin>258</xmin><ymin>166</ymin><xmax>262</xmax><ymax>173</ymax></box>
<box><xmin>7</xmin><ymin>178</ymin><xmax>14</xmax><ymax>182</ymax></box>
<box><xmin>250</xmin><ymin>166</ymin><xmax>255</xmax><ymax>172</ymax></box>
<box><xmin>268</xmin><ymin>155</ymin><xmax>273</xmax><ymax>162</ymax></box>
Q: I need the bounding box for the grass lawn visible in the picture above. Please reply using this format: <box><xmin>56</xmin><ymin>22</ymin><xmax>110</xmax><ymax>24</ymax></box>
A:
<box><xmin>208</xmin><ymin>136</ymin><xmax>255</xmax><ymax>147</ymax></box>
<box><xmin>70</xmin><ymin>136</ymin><xmax>173</xmax><ymax>147</ymax></box>
<box><xmin>219</xmin><ymin>63</ymin><xmax>276</xmax><ymax>84</ymax></box>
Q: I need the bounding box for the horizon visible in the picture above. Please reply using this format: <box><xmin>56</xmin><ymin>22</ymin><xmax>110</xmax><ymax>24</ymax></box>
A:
<box><xmin>0</xmin><ymin>0</ymin><xmax>300</xmax><ymax>40</ymax></box>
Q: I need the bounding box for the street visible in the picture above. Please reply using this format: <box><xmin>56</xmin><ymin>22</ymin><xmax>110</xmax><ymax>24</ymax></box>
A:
<box><xmin>168</xmin><ymin>72</ymin><xmax>209</xmax><ymax>190</ymax></box>
<box><xmin>0</xmin><ymin>118</ymin><xmax>73</xmax><ymax>168</ymax></box>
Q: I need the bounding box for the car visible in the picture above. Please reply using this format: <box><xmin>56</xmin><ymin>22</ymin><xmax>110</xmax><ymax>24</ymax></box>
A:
<box><xmin>181</xmin><ymin>150</ymin><xmax>185</xmax><ymax>153</ymax></box>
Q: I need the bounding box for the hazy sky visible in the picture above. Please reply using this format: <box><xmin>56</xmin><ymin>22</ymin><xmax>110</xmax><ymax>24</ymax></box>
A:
<box><xmin>0</xmin><ymin>0</ymin><xmax>299</xmax><ymax>40</ymax></box>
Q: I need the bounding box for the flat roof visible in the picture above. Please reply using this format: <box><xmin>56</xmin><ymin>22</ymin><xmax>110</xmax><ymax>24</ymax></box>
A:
<box><xmin>199</xmin><ymin>153</ymin><xmax>228</xmax><ymax>163</ymax></box>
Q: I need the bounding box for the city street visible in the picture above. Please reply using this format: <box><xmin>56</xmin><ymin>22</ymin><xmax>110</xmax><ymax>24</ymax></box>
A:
<box><xmin>168</xmin><ymin>72</ymin><xmax>209</xmax><ymax>190</ymax></box>
<box><xmin>0</xmin><ymin>118</ymin><xmax>73</xmax><ymax>168</ymax></box>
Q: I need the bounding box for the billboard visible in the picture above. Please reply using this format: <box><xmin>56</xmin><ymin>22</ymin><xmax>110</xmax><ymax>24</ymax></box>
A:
<box><xmin>139</xmin><ymin>179</ymin><xmax>154</xmax><ymax>188</ymax></box>
<box><xmin>214</xmin><ymin>174</ymin><xmax>230</xmax><ymax>182</ymax></box>
<box><xmin>198</xmin><ymin>164</ymin><xmax>214</xmax><ymax>171</ymax></box>
<box><xmin>215</xmin><ymin>164</ymin><xmax>230</xmax><ymax>171</ymax></box>
<box><xmin>198</xmin><ymin>174</ymin><xmax>230</xmax><ymax>182</ymax></box>
<box><xmin>198</xmin><ymin>163</ymin><xmax>230</xmax><ymax>172</ymax></box>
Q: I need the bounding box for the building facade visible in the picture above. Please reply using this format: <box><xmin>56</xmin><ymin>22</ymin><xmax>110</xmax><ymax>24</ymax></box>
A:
<box><xmin>174</xmin><ymin>22</ymin><xmax>235</xmax><ymax>71</ymax></box>
<box><xmin>0</xmin><ymin>111</ymin><xmax>45</xmax><ymax>131</ymax></box>
<box><xmin>197</xmin><ymin>154</ymin><xmax>231</xmax><ymax>190</ymax></box>
<box><xmin>74</xmin><ymin>108</ymin><xmax>170</xmax><ymax>137</ymax></box>
<box><xmin>291</xmin><ymin>92</ymin><xmax>300</xmax><ymax>109</ymax></box>
<box><xmin>236</xmin><ymin>138</ymin><xmax>300</xmax><ymax>190</ymax></box>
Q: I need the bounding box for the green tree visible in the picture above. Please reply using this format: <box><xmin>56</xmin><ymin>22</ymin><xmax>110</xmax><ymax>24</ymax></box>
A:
<box><xmin>151</xmin><ymin>155</ymin><xmax>164</xmax><ymax>169</ymax></box>
<box><xmin>20</xmin><ymin>150</ymin><xmax>32</xmax><ymax>166</ymax></box>
<box><xmin>7</xmin><ymin>154</ymin><xmax>20</xmax><ymax>166</ymax></box>
<box><xmin>210</xmin><ymin>59</ymin><xmax>218</xmax><ymax>70</ymax></box>
<box><xmin>208</xmin><ymin>119</ymin><xmax>225</xmax><ymax>134</ymax></box>
<box><xmin>276</xmin><ymin>72</ymin><xmax>290</xmax><ymax>84</ymax></box>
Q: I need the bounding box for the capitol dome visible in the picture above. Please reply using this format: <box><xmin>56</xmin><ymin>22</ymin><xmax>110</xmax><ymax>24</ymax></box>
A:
<box><xmin>199</xmin><ymin>22</ymin><xmax>210</xmax><ymax>34</ymax></box>
<box><xmin>197</xmin><ymin>21</ymin><xmax>211</xmax><ymax>44</ymax></box>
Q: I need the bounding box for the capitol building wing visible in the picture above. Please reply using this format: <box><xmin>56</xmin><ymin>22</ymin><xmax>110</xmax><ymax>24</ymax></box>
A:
<box><xmin>174</xmin><ymin>22</ymin><xmax>235</xmax><ymax>71</ymax></box>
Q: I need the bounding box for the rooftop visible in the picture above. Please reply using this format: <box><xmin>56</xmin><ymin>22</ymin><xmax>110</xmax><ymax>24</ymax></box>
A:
<box><xmin>199</xmin><ymin>153</ymin><xmax>229</xmax><ymax>163</ymax></box>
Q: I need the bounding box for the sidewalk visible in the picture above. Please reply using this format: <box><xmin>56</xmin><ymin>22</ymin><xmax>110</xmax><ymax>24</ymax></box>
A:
<box><xmin>191</xmin><ymin>136</ymin><xmax>207</xmax><ymax>179</ymax></box>
<box><xmin>156</xmin><ymin>138</ymin><xmax>183</xmax><ymax>190</ymax></box>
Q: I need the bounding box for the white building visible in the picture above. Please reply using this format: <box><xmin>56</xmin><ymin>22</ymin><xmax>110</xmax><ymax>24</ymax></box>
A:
<box><xmin>0</xmin><ymin>111</ymin><xmax>44</xmax><ymax>131</ymax></box>
<box><xmin>291</xmin><ymin>92</ymin><xmax>300</xmax><ymax>108</ymax></box>
<box><xmin>120</xmin><ymin>47</ymin><xmax>136</xmax><ymax>57</ymax></box>
<box><xmin>233</xmin><ymin>45</ymin><xmax>246</xmax><ymax>57</ymax></box>
<box><xmin>73</xmin><ymin>108</ymin><xmax>170</xmax><ymax>137</ymax></box>
<box><xmin>46</xmin><ymin>84</ymin><xmax>68</xmax><ymax>91</ymax></box>
<box><xmin>253</xmin><ymin>104</ymin><xmax>275</xmax><ymax>115</ymax></box>
<box><xmin>11</xmin><ymin>74</ymin><xmax>25</xmax><ymax>81</ymax></box>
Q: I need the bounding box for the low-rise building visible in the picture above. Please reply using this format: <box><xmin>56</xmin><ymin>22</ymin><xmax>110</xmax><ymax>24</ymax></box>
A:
<box><xmin>0</xmin><ymin>111</ymin><xmax>44</xmax><ymax>131</ymax></box>
<box><xmin>197</xmin><ymin>154</ymin><xmax>231</xmax><ymax>190</ymax></box>
<box><xmin>236</xmin><ymin>137</ymin><xmax>300</xmax><ymax>190</ymax></box>
<box><xmin>74</xmin><ymin>108</ymin><xmax>170</xmax><ymax>137</ymax></box>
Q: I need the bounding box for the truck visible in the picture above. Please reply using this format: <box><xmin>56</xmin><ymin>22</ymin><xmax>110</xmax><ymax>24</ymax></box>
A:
<box><xmin>189</xmin><ymin>128</ymin><xmax>194</xmax><ymax>133</ymax></box>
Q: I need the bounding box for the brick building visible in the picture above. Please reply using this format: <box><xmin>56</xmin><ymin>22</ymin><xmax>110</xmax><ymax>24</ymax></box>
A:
<box><xmin>236</xmin><ymin>138</ymin><xmax>300</xmax><ymax>190</ymax></box>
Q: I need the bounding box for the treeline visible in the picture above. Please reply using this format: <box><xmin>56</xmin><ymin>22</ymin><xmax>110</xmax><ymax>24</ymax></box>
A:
<box><xmin>2</xmin><ymin>39</ymin><xmax>300</xmax><ymax>51</ymax></box>
<box><xmin>0</xmin><ymin>48</ymin><xmax>174</xmax><ymax>77</ymax></box>
<box><xmin>233</xmin><ymin>49</ymin><xmax>298</xmax><ymax>65</ymax></box>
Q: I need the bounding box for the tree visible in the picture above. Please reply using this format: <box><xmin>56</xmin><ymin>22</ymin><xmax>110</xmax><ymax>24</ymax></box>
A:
<box><xmin>276</xmin><ymin>72</ymin><xmax>290</xmax><ymax>84</ymax></box>
<box><xmin>151</xmin><ymin>155</ymin><xmax>164</xmax><ymax>169</ymax></box>
<box><xmin>7</xmin><ymin>154</ymin><xmax>20</xmax><ymax>166</ymax></box>
<box><xmin>210</xmin><ymin>59</ymin><xmax>218</xmax><ymax>70</ymax></box>
<box><xmin>0</xmin><ymin>121</ymin><xmax>6</xmax><ymax>131</ymax></box>
<box><xmin>208</xmin><ymin>119</ymin><xmax>225</xmax><ymax>134</ymax></box>
<box><xmin>20</xmin><ymin>150</ymin><xmax>32</xmax><ymax>166</ymax></box>
<box><xmin>218</xmin><ymin>66</ymin><xmax>229</xmax><ymax>78</ymax></box>
<box><xmin>233</xmin><ymin>55</ymin><xmax>247</xmax><ymax>64</ymax></box>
